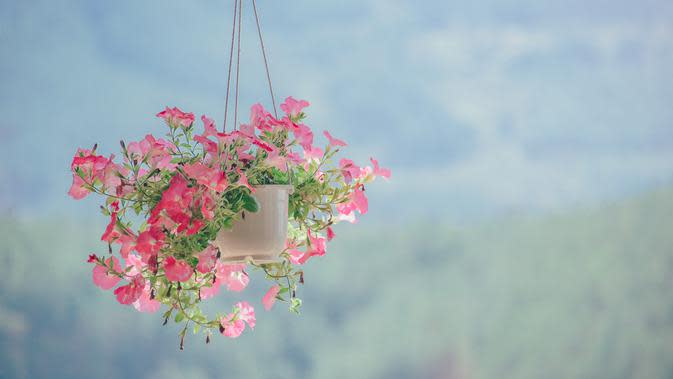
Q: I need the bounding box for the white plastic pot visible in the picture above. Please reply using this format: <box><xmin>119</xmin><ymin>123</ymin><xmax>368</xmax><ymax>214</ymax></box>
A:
<box><xmin>215</xmin><ymin>185</ymin><xmax>293</xmax><ymax>264</ymax></box>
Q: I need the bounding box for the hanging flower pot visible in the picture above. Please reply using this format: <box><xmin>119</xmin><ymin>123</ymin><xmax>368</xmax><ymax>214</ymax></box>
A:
<box><xmin>67</xmin><ymin>0</ymin><xmax>391</xmax><ymax>348</ymax></box>
<box><xmin>215</xmin><ymin>184</ymin><xmax>293</xmax><ymax>263</ymax></box>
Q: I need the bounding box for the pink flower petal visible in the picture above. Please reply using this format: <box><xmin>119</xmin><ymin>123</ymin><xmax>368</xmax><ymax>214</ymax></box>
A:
<box><xmin>323</xmin><ymin>130</ymin><xmax>347</xmax><ymax>147</ymax></box>
<box><xmin>196</xmin><ymin>246</ymin><xmax>218</xmax><ymax>273</ymax></box>
<box><xmin>163</xmin><ymin>256</ymin><xmax>193</xmax><ymax>282</ymax></box>
<box><xmin>262</xmin><ymin>285</ymin><xmax>280</xmax><ymax>311</ymax></box>
<box><xmin>199</xmin><ymin>278</ymin><xmax>221</xmax><ymax>300</ymax></box>
<box><xmin>93</xmin><ymin>256</ymin><xmax>122</xmax><ymax>290</ymax></box>
<box><xmin>370</xmin><ymin>157</ymin><xmax>391</xmax><ymax>179</ymax></box>
<box><xmin>133</xmin><ymin>284</ymin><xmax>161</xmax><ymax>313</ymax></box>
<box><xmin>280</xmin><ymin>96</ymin><xmax>309</xmax><ymax>119</ymax></box>
<box><xmin>220</xmin><ymin>314</ymin><xmax>245</xmax><ymax>338</ymax></box>
<box><xmin>114</xmin><ymin>274</ymin><xmax>145</xmax><ymax>305</ymax></box>
<box><xmin>235</xmin><ymin>301</ymin><xmax>256</xmax><ymax>329</ymax></box>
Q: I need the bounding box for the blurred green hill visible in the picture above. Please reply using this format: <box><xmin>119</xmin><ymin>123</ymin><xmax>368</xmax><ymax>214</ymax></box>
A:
<box><xmin>1</xmin><ymin>187</ymin><xmax>672</xmax><ymax>379</ymax></box>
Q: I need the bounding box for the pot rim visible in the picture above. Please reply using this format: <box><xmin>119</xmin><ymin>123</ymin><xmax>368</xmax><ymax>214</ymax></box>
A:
<box><xmin>252</xmin><ymin>184</ymin><xmax>294</xmax><ymax>191</ymax></box>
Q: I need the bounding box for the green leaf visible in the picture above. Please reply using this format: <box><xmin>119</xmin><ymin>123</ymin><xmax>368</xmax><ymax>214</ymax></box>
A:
<box><xmin>175</xmin><ymin>312</ymin><xmax>185</xmax><ymax>323</ymax></box>
<box><xmin>242</xmin><ymin>193</ymin><xmax>260</xmax><ymax>213</ymax></box>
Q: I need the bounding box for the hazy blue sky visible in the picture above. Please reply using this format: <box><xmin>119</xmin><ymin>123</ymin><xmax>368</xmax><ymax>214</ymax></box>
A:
<box><xmin>1</xmin><ymin>0</ymin><xmax>672</xmax><ymax>222</ymax></box>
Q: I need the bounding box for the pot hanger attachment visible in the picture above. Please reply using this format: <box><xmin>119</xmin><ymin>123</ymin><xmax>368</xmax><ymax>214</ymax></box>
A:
<box><xmin>222</xmin><ymin>0</ymin><xmax>278</xmax><ymax>132</ymax></box>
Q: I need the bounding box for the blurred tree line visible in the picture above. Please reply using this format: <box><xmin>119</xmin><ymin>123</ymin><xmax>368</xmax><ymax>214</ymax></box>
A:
<box><xmin>1</xmin><ymin>188</ymin><xmax>672</xmax><ymax>379</ymax></box>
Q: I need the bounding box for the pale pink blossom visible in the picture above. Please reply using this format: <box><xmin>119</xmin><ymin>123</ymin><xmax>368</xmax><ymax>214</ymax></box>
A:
<box><xmin>224</xmin><ymin>269</ymin><xmax>249</xmax><ymax>292</ymax></box>
<box><xmin>199</xmin><ymin>279</ymin><xmax>221</xmax><ymax>300</ymax></box>
<box><xmin>183</xmin><ymin>162</ymin><xmax>228</xmax><ymax>192</ymax></box>
<box><xmin>92</xmin><ymin>256</ymin><xmax>122</xmax><ymax>290</ymax></box>
<box><xmin>68</xmin><ymin>175</ymin><xmax>89</xmax><ymax>199</ymax></box>
<box><xmin>236</xmin><ymin>169</ymin><xmax>255</xmax><ymax>192</ymax></box>
<box><xmin>262</xmin><ymin>285</ymin><xmax>280</xmax><ymax>311</ymax></box>
<box><xmin>117</xmin><ymin>234</ymin><xmax>137</xmax><ymax>259</ymax></box>
<box><xmin>249</xmin><ymin>103</ymin><xmax>273</xmax><ymax>131</ymax></box>
<box><xmin>288</xmin><ymin>248</ymin><xmax>305</xmax><ymax>265</ymax></box>
<box><xmin>124</xmin><ymin>253</ymin><xmax>145</xmax><ymax>276</ymax></box>
<box><xmin>336</xmin><ymin>185</ymin><xmax>368</xmax><ymax>215</ymax></box>
<box><xmin>235</xmin><ymin>301</ymin><xmax>256</xmax><ymax>329</ymax></box>
<box><xmin>336</xmin><ymin>211</ymin><xmax>358</xmax><ymax>224</ymax></box>
<box><xmin>133</xmin><ymin>284</ymin><xmax>161</xmax><ymax>313</ymax></box>
<box><xmin>201</xmin><ymin>115</ymin><xmax>217</xmax><ymax>137</ymax></box>
<box><xmin>280</xmin><ymin>97</ymin><xmax>309</xmax><ymax>119</ymax></box>
<box><xmin>265</xmin><ymin>148</ymin><xmax>288</xmax><ymax>172</ymax></box>
<box><xmin>293</xmin><ymin>123</ymin><xmax>314</xmax><ymax>149</ymax></box>
<box><xmin>220</xmin><ymin>301</ymin><xmax>256</xmax><ymax>337</ymax></box>
<box><xmin>114</xmin><ymin>274</ymin><xmax>145</xmax><ymax>305</ymax></box>
<box><xmin>220</xmin><ymin>314</ymin><xmax>245</xmax><ymax>338</ymax></box>
<box><xmin>303</xmin><ymin>146</ymin><xmax>323</xmax><ymax>162</ymax></box>
<box><xmin>323</xmin><ymin>131</ymin><xmax>347</xmax><ymax>147</ymax></box>
<box><xmin>370</xmin><ymin>157</ymin><xmax>391</xmax><ymax>179</ymax></box>
<box><xmin>339</xmin><ymin>159</ymin><xmax>360</xmax><ymax>184</ymax></box>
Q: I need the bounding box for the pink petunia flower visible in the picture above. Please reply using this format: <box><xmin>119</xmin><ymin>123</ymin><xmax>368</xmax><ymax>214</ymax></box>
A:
<box><xmin>293</xmin><ymin>123</ymin><xmax>314</xmax><ymax>149</ymax></box>
<box><xmin>235</xmin><ymin>301</ymin><xmax>256</xmax><ymax>329</ymax></box>
<box><xmin>370</xmin><ymin>157</ymin><xmax>391</xmax><ymax>179</ymax></box>
<box><xmin>339</xmin><ymin>159</ymin><xmax>360</xmax><ymax>184</ymax></box>
<box><xmin>201</xmin><ymin>115</ymin><xmax>217</xmax><ymax>137</ymax></box>
<box><xmin>183</xmin><ymin>162</ymin><xmax>228</xmax><ymax>193</ymax></box>
<box><xmin>280</xmin><ymin>96</ymin><xmax>309</xmax><ymax>120</ymax></box>
<box><xmin>196</xmin><ymin>245</ymin><xmax>218</xmax><ymax>274</ymax></box>
<box><xmin>236</xmin><ymin>169</ymin><xmax>255</xmax><ymax>193</ymax></box>
<box><xmin>249</xmin><ymin>103</ymin><xmax>273</xmax><ymax>132</ymax></box>
<box><xmin>114</xmin><ymin>274</ymin><xmax>145</xmax><ymax>305</ymax></box>
<box><xmin>68</xmin><ymin>175</ymin><xmax>89</xmax><ymax>199</ymax></box>
<box><xmin>133</xmin><ymin>284</ymin><xmax>161</xmax><ymax>313</ymax></box>
<box><xmin>201</xmin><ymin>192</ymin><xmax>217</xmax><ymax>220</ymax></box>
<box><xmin>327</xmin><ymin>226</ymin><xmax>336</xmax><ymax>241</ymax></box>
<box><xmin>163</xmin><ymin>256</ymin><xmax>193</xmax><ymax>282</ymax></box>
<box><xmin>337</xmin><ymin>185</ymin><xmax>368</xmax><ymax>216</ymax></box>
<box><xmin>220</xmin><ymin>314</ymin><xmax>245</xmax><ymax>338</ymax></box>
<box><xmin>124</xmin><ymin>253</ymin><xmax>145</xmax><ymax>276</ymax></box>
<box><xmin>135</xmin><ymin>227</ymin><xmax>165</xmax><ymax>263</ymax></box>
<box><xmin>265</xmin><ymin>148</ymin><xmax>288</xmax><ymax>172</ymax></box>
<box><xmin>303</xmin><ymin>146</ymin><xmax>323</xmax><ymax>162</ymax></box>
<box><xmin>92</xmin><ymin>256</ymin><xmax>122</xmax><ymax>290</ymax></box>
<box><xmin>323</xmin><ymin>131</ymin><xmax>347</xmax><ymax>147</ymax></box>
<box><xmin>336</xmin><ymin>211</ymin><xmax>358</xmax><ymax>224</ymax></box>
<box><xmin>69</xmin><ymin>150</ymin><xmax>121</xmax><ymax>198</ymax></box>
<box><xmin>117</xmin><ymin>234</ymin><xmax>137</xmax><ymax>259</ymax></box>
<box><xmin>262</xmin><ymin>285</ymin><xmax>280</xmax><ymax>311</ymax></box>
<box><xmin>156</xmin><ymin>106</ymin><xmax>195</xmax><ymax>128</ymax></box>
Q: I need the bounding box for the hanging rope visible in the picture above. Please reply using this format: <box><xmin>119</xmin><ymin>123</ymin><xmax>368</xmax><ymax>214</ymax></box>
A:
<box><xmin>233</xmin><ymin>0</ymin><xmax>243</xmax><ymax>131</ymax></box>
<box><xmin>222</xmin><ymin>0</ymin><xmax>238</xmax><ymax>132</ymax></box>
<box><xmin>222</xmin><ymin>0</ymin><xmax>278</xmax><ymax>130</ymax></box>
<box><xmin>252</xmin><ymin>0</ymin><xmax>278</xmax><ymax>118</ymax></box>
<box><xmin>220</xmin><ymin>0</ymin><xmax>290</xmax><ymax>183</ymax></box>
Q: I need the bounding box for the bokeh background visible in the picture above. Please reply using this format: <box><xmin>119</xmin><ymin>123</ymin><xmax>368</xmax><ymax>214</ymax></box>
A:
<box><xmin>2</xmin><ymin>0</ymin><xmax>673</xmax><ymax>378</ymax></box>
